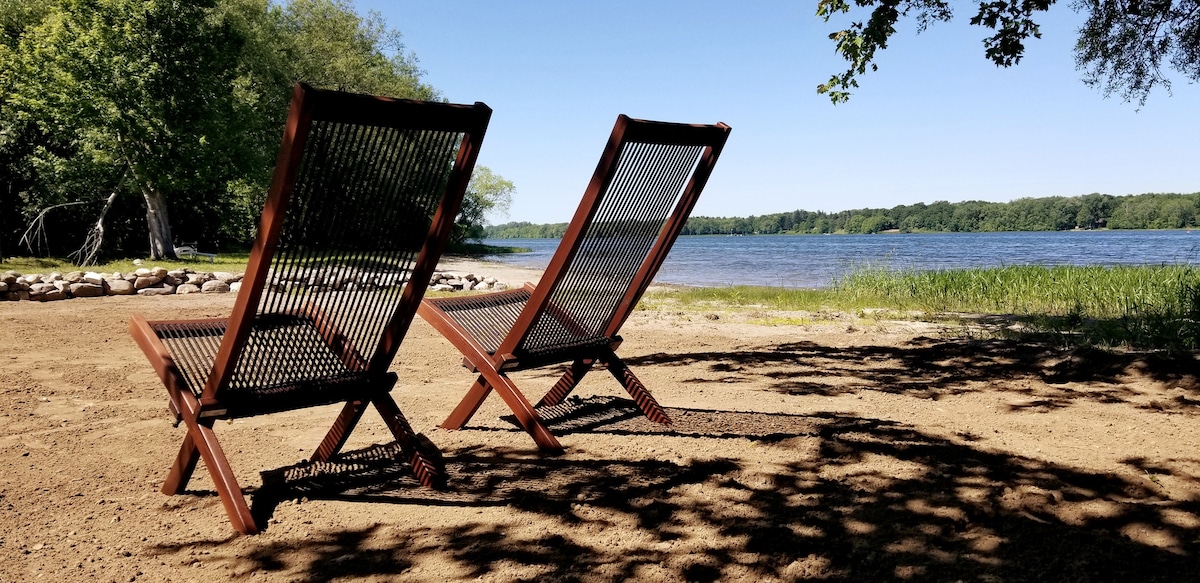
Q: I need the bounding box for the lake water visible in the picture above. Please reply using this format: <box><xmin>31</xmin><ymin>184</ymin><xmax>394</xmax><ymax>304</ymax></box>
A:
<box><xmin>481</xmin><ymin>231</ymin><xmax>1200</xmax><ymax>288</ymax></box>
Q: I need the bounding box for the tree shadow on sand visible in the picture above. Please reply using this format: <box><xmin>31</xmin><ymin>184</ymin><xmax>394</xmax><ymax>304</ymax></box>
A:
<box><xmin>159</xmin><ymin>399</ymin><xmax>1200</xmax><ymax>582</ymax></box>
<box><xmin>620</xmin><ymin>337</ymin><xmax>1200</xmax><ymax>414</ymax></box>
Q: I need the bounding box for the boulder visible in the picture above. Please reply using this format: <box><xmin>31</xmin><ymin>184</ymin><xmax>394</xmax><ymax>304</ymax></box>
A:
<box><xmin>1</xmin><ymin>273</ymin><xmax>16</xmax><ymax>285</ymax></box>
<box><xmin>430</xmin><ymin>283</ymin><xmax>454</xmax><ymax>292</ymax></box>
<box><xmin>0</xmin><ymin>282</ymin><xmax>7</xmax><ymax>293</ymax></box>
<box><xmin>201</xmin><ymin>280</ymin><xmax>230</xmax><ymax>294</ymax></box>
<box><xmin>175</xmin><ymin>284</ymin><xmax>202</xmax><ymax>294</ymax></box>
<box><xmin>70</xmin><ymin>283</ymin><xmax>105</xmax><ymax>297</ymax></box>
<box><xmin>24</xmin><ymin>274</ymin><xmax>43</xmax><ymax>284</ymax></box>
<box><xmin>212</xmin><ymin>272</ymin><xmax>239</xmax><ymax>284</ymax></box>
<box><xmin>492</xmin><ymin>282</ymin><xmax>509</xmax><ymax>291</ymax></box>
<box><xmin>106</xmin><ymin>279</ymin><xmax>135</xmax><ymax>295</ymax></box>
<box><xmin>64</xmin><ymin>271</ymin><xmax>84</xmax><ymax>283</ymax></box>
<box><xmin>134</xmin><ymin>267</ymin><xmax>151</xmax><ymax>276</ymax></box>
<box><xmin>185</xmin><ymin>273</ymin><xmax>207</xmax><ymax>285</ymax></box>
<box><xmin>137</xmin><ymin>285</ymin><xmax>176</xmax><ymax>296</ymax></box>
<box><xmin>83</xmin><ymin>271</ymin><xmax>105</xmax><ymax>285</ymax></box>
<box><xmin>167</xmin><ymin>270</ymin><xmax>187</xmax><ymax>279</ymax></box>
<box><xmin>229</xmin><ymin>281</ymin><xmax>242</xmax><ymax>293</ymax></box>
<box><xmin>134</xmin><ymin>276</ymin><xmax>162</xmax><ymax>289</ymax></box>
<box><xmin>151</xmin><ymin>267</ymin><xmax>169</xmax><ymax>279</ymax></box>
<box><xmin>472</xmin><ymin>281</ymin><xmax>490</xmax><ymax>291</ymax></box>
<box><xmin>30</xmin><ymin>288</ymin><xmax>67</xmax><ymax>301</ymax></box>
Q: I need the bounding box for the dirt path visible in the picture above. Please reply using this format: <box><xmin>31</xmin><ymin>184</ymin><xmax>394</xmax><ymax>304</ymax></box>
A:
<box><xmin>2</xmin><ymin>270</ymin><xmax>1198</xmax><ymax>581</ymax></box>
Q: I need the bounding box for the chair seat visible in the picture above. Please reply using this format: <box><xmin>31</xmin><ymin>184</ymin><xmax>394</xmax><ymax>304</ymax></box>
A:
<box><xmin>152</xmin><ymin>315</ymin><xmax>383</xmax><ymax>416</ymax></box>
<box><xmin>426</xmin><ymin>288</ymin><xmax>614</xmax><ymax>366</ymax></box>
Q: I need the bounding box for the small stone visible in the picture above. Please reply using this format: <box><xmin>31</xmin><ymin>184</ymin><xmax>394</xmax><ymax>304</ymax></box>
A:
<box><xmin>163</xmin><ymin>275</ymin><xmax>180</xmax><ymax>286</ymax></box>
<box><xmin>132</xmin><ymin>259</ymin><xmax>143</xmax><ymax>266</ymax></box>
<box><xmin>229</xmin><ymin>281</ymin><xmax>242</xmax><ymax>293</ymax></box>
<box><xmin>484</xmin><ymin>277</ymin><xmax>498</xmax><ymax>285</ymax></box>
<box><xmin>492</xmin><ymin>282</ymin><xmax>509</xmax><ymax>291</ymax></box>
<box><xmin>106</xmin><ymin>279</ymin><xmax>135</xmax><ymax>295</ymax></box>
<box><xmin>0</xmin><ymin>282</ymin><xmax>7</xmax><ymax>293</ymax></box>
<box><xmin>472</xmin><ymin>281</ymin><xmax>490</xmax><ymax>291</ymax></box>
<box><xmin>201</xmin><ymin>280</ymin><xmax>230</xmax><ymax>294</ymax></box>
<box><xmin>167</xmin><ymin>270</ymin><xmax>186</xmax><ymax>279</ymax></box>
<box><xmin>65</xmin><ymin>271</ymin><xmax>85</xmax><ymax>283</ymax></box>
<box><xmin>212</xmin><ymin>272</ymin><xmax>239</xmax><ymax>284</ymax></box>
<box><xmin>151</xmin><ymin>267</ymin><xmax>168</xmax><ymax>279</ymax></box>
<box><xmin>134</xmin><ymin>268</ymin><xmax>151</xmax><ymax>277</ymax></box>
<box><xmin>24</xmin><ymin>273</ymin><xmax>43</xmax><ymax>284</ymax></box>
<box><xmin>185</xmin><ymin>273</ymin><xmax>206</xmax><ymax>285</ymax></box>
<box><xmin>175</xmin><ymin>284</ymin><xmax>202</xmax><ymax>295</ymax></box>
<box><xmin>82</xmin><ymin>272</ymin><xmax>105</xmax><ymax>285</ymax></box>
<box><xmin>430</xmin><ymin>283</ymin><xmax>454</xmax><ymax>292</ymax></box>
<box><xmin>446</xmin><ymin>279</ymin><xmax>465</xmax><ymax>288</ymax></box>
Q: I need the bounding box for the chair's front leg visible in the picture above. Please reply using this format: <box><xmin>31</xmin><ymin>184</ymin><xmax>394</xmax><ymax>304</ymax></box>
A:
<box><xmin>479</xmin><ymin>369</ymin><xmax>564</xmax><ymax>453</ymax></box>
<box><xmin>605</xmin><ymin>353</ymin><xmax>672</xmax><ymax>425</ymax></box>
<box><xmin>537</xmin><ymin>359</ymin><xmax>593</xmax><ymax>407</ymax></box>
<box><xmin>372</xmin><ymin>394</ymin><xmax>445</xmax><ymax>488</ymax></box>
<box><xmin>182</xmin><ymin>417</ymin><xmax>258</xmax><ymax>534</ymax></box>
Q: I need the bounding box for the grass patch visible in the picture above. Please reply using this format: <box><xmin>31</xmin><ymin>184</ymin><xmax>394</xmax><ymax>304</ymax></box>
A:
<box><xmin>446</xmin><ymin>242</ymin><xmax>532</xmax><ymax>255</ymax></box>
<box><xmin>2</xmin><ymin>254</ymin><xmax>252</xmax><ymax>274</ymax></box>
<box><xmin>649</xmin><ymin>265</ymin><xmax>1200</xmax><ymax>351</ymax></box>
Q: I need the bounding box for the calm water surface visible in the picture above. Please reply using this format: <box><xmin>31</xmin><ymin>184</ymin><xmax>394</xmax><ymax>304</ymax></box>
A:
<box><xmin>482</xmin><ymin>231</ymin><xmax>1200</xmax><ymax>288</ymax></box>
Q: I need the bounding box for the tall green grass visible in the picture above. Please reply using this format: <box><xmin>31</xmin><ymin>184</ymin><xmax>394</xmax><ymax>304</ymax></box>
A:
<box><xmin>659</xmin><ymin>264</ymin><xmax>1200</xmax><ymax>351</ymax></box>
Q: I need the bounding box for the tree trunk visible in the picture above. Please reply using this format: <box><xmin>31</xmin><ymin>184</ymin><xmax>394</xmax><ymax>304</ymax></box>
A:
<box><xmin>142</xmin><ymin>185</ymin><xmax>178</xmax><ymax>260</ymax></box>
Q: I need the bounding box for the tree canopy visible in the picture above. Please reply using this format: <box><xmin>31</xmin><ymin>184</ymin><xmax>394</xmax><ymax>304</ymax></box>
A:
<box><xmin>817</xmin><ymin>0</ymin><xmax>1200</xmax><ymax>104</ymax></box>
<box><xmin>0</xmin><ymin>0</ymin><xmax>508</xmax><ymax>264</ymax></box>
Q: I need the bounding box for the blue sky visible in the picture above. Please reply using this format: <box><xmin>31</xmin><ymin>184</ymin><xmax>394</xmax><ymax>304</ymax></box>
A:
<box><xmin>356</xmin><ymin>0</ymin><xmax>1198</xmax><ymax>224</ymax></box>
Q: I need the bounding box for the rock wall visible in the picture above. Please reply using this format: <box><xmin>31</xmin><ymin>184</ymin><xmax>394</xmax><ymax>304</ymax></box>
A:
<box><xmin>1</xmin><ymin>268</ymin><xmax>507</xmax><ymax>302</ymax></box>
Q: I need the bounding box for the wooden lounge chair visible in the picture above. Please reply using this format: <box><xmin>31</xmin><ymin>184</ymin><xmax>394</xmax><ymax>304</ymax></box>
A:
<box><xmin>129</xmin><ymin>83</ymin><xmax>490</xmax><ymax>534</ymax></box>
<box><xmin>418</xmin><ymin>115</ymin><xmax>730</xmax><ymax>452</ymax></box>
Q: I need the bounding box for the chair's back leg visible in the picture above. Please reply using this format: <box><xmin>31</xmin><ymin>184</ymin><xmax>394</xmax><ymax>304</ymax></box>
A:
<box><xmin>441</xmin><ymin>374</ymin><xmax>495</xmax><ymax>430</ymax></box>
<box><xmin>536</xmin><ymin>359</ymin><xmax>594</xmax><ymax>407</ymax></box>
<box><xmin>603</xmin><ymin>351</ymin><xmax>672</xmax><ymax>425</ymax></box>
<box><xmin>311</xmin><ymin>400</ymin><xmax>371</xmax><ymax>462</ymax></box>
<box><xmin>162</xmin><ymin>429</ymin><xmax>203</xmax><ymax>495</ymax></box>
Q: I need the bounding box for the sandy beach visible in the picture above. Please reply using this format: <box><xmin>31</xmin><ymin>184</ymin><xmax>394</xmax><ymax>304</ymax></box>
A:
<box><xmin>2</xmin><ymin>258</ymin><xmax>1198</xmax><ymax>581</ymax></box>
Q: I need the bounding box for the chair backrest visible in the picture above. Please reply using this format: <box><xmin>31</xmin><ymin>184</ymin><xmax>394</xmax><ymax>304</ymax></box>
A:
<box><xmin>202</xmin><ymin>83</ymin><xmax>490</xmax><ymax>403</ymax></box>
<box><xmin>503</xmin><ymin>115</ymin><xmax>730</xmax><ymax>359</ymax></box>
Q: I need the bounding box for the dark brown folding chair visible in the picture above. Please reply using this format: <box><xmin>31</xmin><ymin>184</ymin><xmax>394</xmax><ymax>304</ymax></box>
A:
<box><xmin>129</xmin><ymin>83</ymin><xmax>490</xmax><ymax>534</ymax></box>
<box><xmin>418</xmin><ymin>115</ymin><xmax>730</xmax><ymax>452</ymax></box>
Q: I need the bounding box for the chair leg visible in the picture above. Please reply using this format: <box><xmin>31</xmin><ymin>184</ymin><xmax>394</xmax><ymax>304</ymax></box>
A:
<box><xmin>605</xmin><ymin>354</ymin><xmax>672</xmax><ymax>425</ymax></box>
<box><xmin>537</xmin><ymin>359</ymin><xmax>593</xmax><ymax>407</ymax></box>
<box><xmin>173</xmin><ymin>418</ymin><xmax>258</xmax><ymax>534</ymax></box>
<box><xmin>311</xmin><ymin>400</ymin><xmax>370</xmax><ymax>462</ymax></box>
<box><xmin>480</xmin><ymin>369</ymin><xmax>564</xmax><ymax>453</ymax></box>
<box><xmin>372</xmin><ymin>394</ymin><xmax>445</xmax><ymax>488</ymax></box>
<box><xmin>441</xmin><ymin>375</ymin><xmax>493</xmax><ymax>430</ymax></box>
<box><xmin>162</xmin><ymin>429</ymin><xmax>202</xmax><ymax>495</ymax></box>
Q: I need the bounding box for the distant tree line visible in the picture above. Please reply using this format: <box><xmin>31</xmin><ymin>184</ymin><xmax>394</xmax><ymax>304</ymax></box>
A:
<box><xmin>485</xmin><ymin>192</ymin><xmax>1200</xmax><ymax>238</ymax></box>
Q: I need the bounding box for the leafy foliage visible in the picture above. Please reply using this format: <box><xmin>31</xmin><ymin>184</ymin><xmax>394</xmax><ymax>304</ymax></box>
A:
<box><xmin>0</xmin><ymin>0</ymin><xmax>462</xmax><ymax>264</ymax></box>
<box><xmin>453</xmin><ymin>166</ymin><xmax>514</xmax><ymax>244</ymax></box>
<box><xmin>818</xmin><ymin>0</ymin><xmax>1200</xmax><ymax>104</ymax></box>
